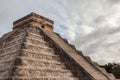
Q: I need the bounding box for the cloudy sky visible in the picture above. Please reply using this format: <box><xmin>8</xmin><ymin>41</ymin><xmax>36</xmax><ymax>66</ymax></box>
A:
<box><xmin>0</xmin><ymin>0</ymin><xmax>120</xmax><ymax>64</ymax></box>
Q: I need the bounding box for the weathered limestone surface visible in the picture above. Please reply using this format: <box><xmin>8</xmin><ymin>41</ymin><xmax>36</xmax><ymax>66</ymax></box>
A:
<box><xmin>0</xmin><ymin>13</ymin><xmax>118</xmax><ymax>80</ymax></box>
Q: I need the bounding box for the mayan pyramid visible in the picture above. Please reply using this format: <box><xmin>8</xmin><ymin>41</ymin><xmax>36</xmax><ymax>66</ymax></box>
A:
<box><xmin>0</xmin><ymin>12</ymin><xmax>117</xmax><ymax>80</ymax></box>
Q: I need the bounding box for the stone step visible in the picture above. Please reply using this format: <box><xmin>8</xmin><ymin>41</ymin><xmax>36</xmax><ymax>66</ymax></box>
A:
<box><xmin>22</xmin><ymin>49</ymin><xmax>56</xmax><ymax>57</ymax></box>
<box><xmin>5</xmin><ymin>39</ymin><xmax>22</xmax><ymax>47</ymax></box>
<box><xmin>25</xmin><ymin>36</ymin><xmax>44</xmax><ymax>43</ymax></box>
<box><xmin>23</xmin><ymin>42</ymin><xmax>49</xmax><ymax>49</ymax></box>
<box><xmin>27</xmin><ymin>32</ymin><xmax>44</xmax><ymax>41</ymax></box>
<box><xmin>6</xmin><ymin>32</ymin><xmax>25</xmax><ymax>41</ymax></box>
<box><xmin>0</xmin><ymin>43</ymin><xmax>21</xmax><ymax>51</ymax></box>
<box><xmin>25</xmin><ymin>37</ymin><xmax>48</xmax><ymax>46</ymax></box>
<box><xmin>28</xmin><ymin>32</ymin><xmax>43</xmax><ymax>38</ymax></box>
<box><xmin>19</xmin><ymin>61</ymin><xmax>65</xmax><ymax>69</ymax></box>
<box><xmin>22</xmin><ymin>48</ymin><xmax>54</xmax><ymax>54</ymax></box>
<box><xmin>0</xmin><ymin>52</ymin><xmax>17</xmax><ymax>62</ymax></box>
<box><xmin>20</xmin><ymin>50</ymin><xmax>60</xmax><ymax>61</ymax></box>
<box><xmin>0</xmin><ymin>56</ymin><xmax>63</xmax><ymax>67</ymax></box>
<box><xmin>0</xmin><ymin>66</ymin><xmax>70</xmax><ymax>77</ymax></box>
<box><xmin>0</xmin><ymin>50</ymin><xmax>18</xmax><ymax>57</ymax></box>
<box><xmin>0</xmin><ymin>51</ymin><xmax>18</xmax><ymax>63</ymax></box>
<box><xmin>0</xmin><ymin>48</ymin><xmax>59</xmax><ymax>65</ymax></box>
<box><xmin>23</xmin><ymin>43</ymin><xmax>53</xmax><ymax>52</ymax></box>
<box><xmin>0</xmin><ymin>63</ymin><xmax>66</xmax><ymax>75</ymax></box>
<box><xmin>0</xmin><ymin>63</ymin><xmax>68</xmax><ymax>77</ymax></box>
<box><xmin>0</xmin><ymin>43</ymin><xmax>21</xmax><ymax>54</ymax></box>
<box><xmin>0</xmin><ymin>77</ymin><xmax>79</xmax><ymax>80</ymax></box>
<box><xmin>13</xmin><ymin>56</ymin><xmax>66</xmax><ymax>70</ymax></box>
<box><xmin>15</xmin><ymin>66</ymin><xmax>70</xmax><ymax>72</ymax></box>
<box><xmin>3</xmin><ymin>32</ymin><xmax>25</xmax><ymax>47</ymax></box>
<box><xmin>0</xmin><ymin>59</ymin><xmax>14</xmax><ymax>64</ymax></box>
<box><xmin>15</xmin><ymin>67</ymin><xmax>74</xmax><ymax>77</ymax></box>
<box><xmin>15</xmin><ymin>56</ymin><xmax>63</xmax><ymax>66</ymax></box>
<box><xmin>8</xmin><ymin>32</ymin><xmax>25</xmax><ymax>40</ymax></box>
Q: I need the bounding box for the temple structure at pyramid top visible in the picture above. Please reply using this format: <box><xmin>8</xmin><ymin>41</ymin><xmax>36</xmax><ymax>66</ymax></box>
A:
<box><xmin>13</xmin><ymin>12</ymin><xmax>54</xmax><ymax>31</ymax></box>
<box><xmin>0</xmin><ymin>12</ymin><xmax>118</xmax><ymax>80</ymax></box>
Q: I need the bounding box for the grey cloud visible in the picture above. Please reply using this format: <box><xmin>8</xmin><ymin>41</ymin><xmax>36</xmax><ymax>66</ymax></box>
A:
<box><xmin>71</xmin><ymin>0</ymin><xmax>120</xmax><ymax>64</ymax></box>
<box><xmin>108</xmin><ymin>0</ymin><xmax>120</xmax><ymax>5</ymax></box>
<box><xmin>73</xmin><ymin>26</ymin><xmax>120</xmax><ymax>64</ymax></box>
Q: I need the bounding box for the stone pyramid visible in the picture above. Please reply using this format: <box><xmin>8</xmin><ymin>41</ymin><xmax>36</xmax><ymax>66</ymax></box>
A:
<box><xmin>0</xmin><ymin>13</ymin><xmax>117</xmax><ymax>80</ymax></box>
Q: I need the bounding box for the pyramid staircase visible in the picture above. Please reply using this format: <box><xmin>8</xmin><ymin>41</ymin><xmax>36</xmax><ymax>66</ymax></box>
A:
<box><xmin>0</xmin><ymin>13</ymin><xmax>117</xmax><ymax>80</ymax></box>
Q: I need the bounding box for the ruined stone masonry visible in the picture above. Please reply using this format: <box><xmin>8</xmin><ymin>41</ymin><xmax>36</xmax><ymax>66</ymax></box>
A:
<box><xmin>0</xmin><ymin>12</ymin><xmax>118</xmax><ymax>80</ymax></box>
